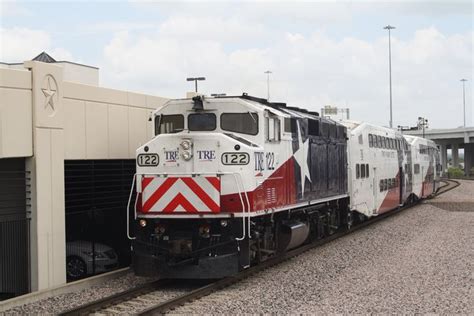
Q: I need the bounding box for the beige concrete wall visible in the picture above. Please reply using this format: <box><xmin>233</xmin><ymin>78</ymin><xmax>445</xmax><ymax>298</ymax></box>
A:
<box><xmin>0</xmin><ymin>68</ymin><xmax>33</xmax><ymax>158</ymax></box>
<box><xmin>56</xmin><ymin>62</ymin><xmax>99</xmax><ymax>86</ymax></box>
<box><xmin>62</xmin><ymin>82</ymin><xmax>167</xmax><ymax>159</ymax></box>
<box><xmin>0</xmin><ymin>60</ymin><xmax>169</xmax><ymax>293</ymax></box>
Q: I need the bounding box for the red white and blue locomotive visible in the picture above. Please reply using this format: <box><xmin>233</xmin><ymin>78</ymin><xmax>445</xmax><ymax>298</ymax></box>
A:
<box><xmin>130</xmin><ymin>94</ymin><xmax>441</xmax><ymax>278</ymax></box>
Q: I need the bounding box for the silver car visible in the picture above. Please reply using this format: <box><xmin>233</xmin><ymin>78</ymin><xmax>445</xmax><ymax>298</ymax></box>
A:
<box><xmin>66</xmin><ymin>241</ymin><xmax>118</xmax><ymax>279</ymax></box>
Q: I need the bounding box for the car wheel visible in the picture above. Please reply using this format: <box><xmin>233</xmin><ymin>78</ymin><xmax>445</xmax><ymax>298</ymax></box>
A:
<box><xmin>67</xmin><ymin>256</ymin><xmax>87</xmax><ymax>279</ymax></box>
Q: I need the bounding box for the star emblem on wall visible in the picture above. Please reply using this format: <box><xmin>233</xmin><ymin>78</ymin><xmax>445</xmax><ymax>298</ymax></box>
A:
<box><xmin>293</xmin><ymin>120</ymin><xmax>312</xmax><ymax>194</ymax></box>
<box><xmin>41</xmin><ymin>75</ymin><xmax>58</xmax><ymax>113</ymax></box>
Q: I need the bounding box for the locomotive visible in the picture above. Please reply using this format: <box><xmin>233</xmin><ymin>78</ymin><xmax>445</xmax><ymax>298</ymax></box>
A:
<box><xmin>129</xmin><ymin>94</ymin><xmax>441</xmax><ymax>278</ymax></box>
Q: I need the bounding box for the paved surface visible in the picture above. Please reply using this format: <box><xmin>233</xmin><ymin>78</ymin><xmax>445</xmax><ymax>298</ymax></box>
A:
<box><xmin>173</xmin><ymin>181</ymin><xmax>474</xmax><ymax>314</ymax></box>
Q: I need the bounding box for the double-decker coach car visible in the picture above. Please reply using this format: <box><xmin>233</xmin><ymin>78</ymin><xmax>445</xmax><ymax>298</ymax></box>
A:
<box><xmin>405</xmin><ymin>135</ymin><xmax>441</xmax><ymax>199</ymax></box>
<box><xmin>341</xmin><ymin>120</ymin><xmax>441</xmax><ymax>219</ymax></box>
<box><xmin>341</xmin><ymin>121</ymin><xmax>411</xmax><ymax>217</ymax></box>
<box><xmin>131</xmin><ymin>94</ymin><xmax>349</xmax><ymax>278</ymax></box>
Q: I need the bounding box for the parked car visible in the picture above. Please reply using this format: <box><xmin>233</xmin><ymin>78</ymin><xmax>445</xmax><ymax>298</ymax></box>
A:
<box><xmin>66</xmin><ymin>241</ymin><xmax>118</xmax><ymax>280</ymax></box>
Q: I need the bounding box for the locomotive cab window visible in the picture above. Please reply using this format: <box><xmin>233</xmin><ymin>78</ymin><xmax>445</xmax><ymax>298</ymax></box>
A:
<box><xmin>308</xmin><ymin>119</ymin><xmax>320</xmax><ymax>136</ymax></box>
<box><xmin>155</xmin><ymin>114</ymin><xmax>184</xmax><ymax>135</ymax></box>
<box><xmin>221</xmin><ymin>112</ymin><xmax>258</xmax><ymax>135</ymax></box>
<box><xmin>188</xmin><ymin>113</ymin><xmax>216</xmax><ymax>131</ymax></box>
<box><xmin>266</xmin><ymin>115</ymin><xmax>281</xmax><ymax>142</ymax></box>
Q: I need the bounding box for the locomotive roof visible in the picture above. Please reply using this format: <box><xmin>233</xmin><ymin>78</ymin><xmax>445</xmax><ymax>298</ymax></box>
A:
<box><xmin>159</xmin><ymin>93</ymin><xmax>341</xmax><ymax>126</ymax></box>
<box><xmin>211</xmin><ymin>93</ymin><xmax>341</xmax><ymax>125</ymax></box>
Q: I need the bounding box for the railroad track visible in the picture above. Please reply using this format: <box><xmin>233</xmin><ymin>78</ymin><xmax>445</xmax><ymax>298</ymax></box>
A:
<box><xmin>62</xmin><ymin>180</ymin><xmax>459</xmax><ymax>316</ymax></box>
<box><xmin>435</xmin><ymin>178</ymin><xmax>460</xmax><ymax>196</ymax></box>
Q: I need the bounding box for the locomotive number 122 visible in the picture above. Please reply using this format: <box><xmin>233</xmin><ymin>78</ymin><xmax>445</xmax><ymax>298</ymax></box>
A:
<box><xmin>221</xmin><ymin>153</ymin><xmax>250</xmax><ymax>165</ymax></box>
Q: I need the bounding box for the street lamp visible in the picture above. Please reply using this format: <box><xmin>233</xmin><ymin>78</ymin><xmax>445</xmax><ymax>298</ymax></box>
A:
<box><xmin>264</xmin><ymin>70</ymin><xmax>272</xmax><ymax>100</ymax></box>
<box><xmin>186</xmin><ymin>77</ymin><xmax>206</xmax><ymax>93</ymax></box>
<box><xmin>384</xmin><ymin>25</ymin><xmax>396</xmax><ymax>128</ymax></box>
<box><xmin>461</xmin><ymin>79</ymin><xmax>467</xmax><ymax>127</ymax></box>
<box><xmin>417</xmin><ymin>116</ymin><xmax>428</xmax><ymax>138</ymax></box>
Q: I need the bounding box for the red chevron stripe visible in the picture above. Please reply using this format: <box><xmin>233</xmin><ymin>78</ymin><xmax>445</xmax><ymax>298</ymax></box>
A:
<box><xmin>163</xmin><ymin>193</ymin><xmax>198</xmax><ymax>213</ymax></box>
<box><xmin>142</xmin><ymin>177</ymin><xmax>178</xmax><ymax>213</ymax></box>
<box><xmin>182</xmin><ymin>177</ymin><xmax>220</xmax><ymax>213</ymax></box>
<box><xmin>206</xmin><ymin>177</ymin><xmax>220</xmax><ymax>191</ymax></box>
<box><xmin>142</xmin><ymin>177</ymin><xmax>154</xmax><ymax>190</ymax></box>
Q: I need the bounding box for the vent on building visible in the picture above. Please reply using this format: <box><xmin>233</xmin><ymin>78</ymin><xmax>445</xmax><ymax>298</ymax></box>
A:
<box><xmin>32</xmin><ymin>52</ymin><xmax>56</xmax><ymax>63</ymax></box>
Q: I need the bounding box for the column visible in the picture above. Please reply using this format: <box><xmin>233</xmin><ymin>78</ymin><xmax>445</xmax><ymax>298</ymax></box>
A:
<box><xmin>464</xmin><ymin>143</ymin><xmax>474</xmax><ymax>176</ymax></box>
<box><xmin>24</xmin><ymin>61</ymin><xmax>66</xmax><ymax>291</ymax></box>
<box><xmin>452</xmin><ymin>143</ymin><xmax>459</xmax><ymax>168</ymax></box>
<box><xmin>440</xmin><ymin>143</ymin><xmax>448</xmax><ymax>175</ymax></box>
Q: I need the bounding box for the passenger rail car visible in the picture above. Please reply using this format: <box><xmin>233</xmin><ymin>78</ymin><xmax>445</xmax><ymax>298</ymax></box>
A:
<box><xmin>341</xmin><ymin>121</ymin><xmax>440</xmax><ymax>218</ymax></box>
<box><xmin>129</xmin><ymin>94</ymin><xmax>440</xmax><ymax>279</ymax></box>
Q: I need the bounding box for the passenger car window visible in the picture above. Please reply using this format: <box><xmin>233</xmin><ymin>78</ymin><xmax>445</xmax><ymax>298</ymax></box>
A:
<box><xmin>221</xmin><ymin>113</ymin><xmax>258</xmax><ymax>135</ymax></box>
<box><xmin>155</xmin><ymin>114</ymin><xmax>184</xmax><ymax>135</ymax></box>
<box><xmin>356</xmin><ymin>164</ymin><xmax>360</xmax><ymax>179</ymax></box>
<box><xmin>361</xmin><ymin>163</ymin><xmax>366</xmax><ymax>178</ymax></box>
<box><xmin>366</xmin><ymin>164</ymin><xmax>369</xmax><ymax>177</ymax></box>
<box><xmin>188</xmin><ymin>113</ymin><xmax>216</xmax><ymax>131</ymax></box>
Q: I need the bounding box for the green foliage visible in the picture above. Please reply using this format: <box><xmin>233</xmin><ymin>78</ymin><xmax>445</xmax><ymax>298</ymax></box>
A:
<box><xmin>448</xmin><ymin>167</ymin><xmax>464</xmax><ymax>178</ymax></box>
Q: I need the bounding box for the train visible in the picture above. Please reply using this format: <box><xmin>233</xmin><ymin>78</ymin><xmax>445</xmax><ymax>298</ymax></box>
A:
<box><xmin>129</xmin><ymin>94</ymin><xmax>441</xmax><ymax>279</ymax></box>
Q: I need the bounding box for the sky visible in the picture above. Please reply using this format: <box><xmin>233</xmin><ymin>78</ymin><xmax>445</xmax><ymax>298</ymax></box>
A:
<box><xmin>0</xmin><ymin>0</ymin><xmax>472</xmax><ymax>129</ymax></box>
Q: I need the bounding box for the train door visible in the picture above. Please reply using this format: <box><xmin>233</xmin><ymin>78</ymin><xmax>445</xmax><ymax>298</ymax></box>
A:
<box><xmin>421</xmin><ymin>166</ymin><xmax>425</xmax><ymax>197</ymax></box>
<box><xmin>399</xmin><ymin>166</ymin><xmax>403</xmax><ymax>205</ymax></box>
<box><xmin>372</xmin><ymin>167</ymin><xmax>377</xmax><ymax>214</ymax></box>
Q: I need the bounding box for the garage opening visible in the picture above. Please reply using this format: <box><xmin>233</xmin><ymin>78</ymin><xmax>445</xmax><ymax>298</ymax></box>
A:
<box><xmin>0</xmin><ymin>158</ymin><xmax>30</xmax><ymax>300</ymax></box>
<box><xmin>64</xmin><ymin>160</ymin><xmax>135</xmax><ymax>281</ymax></box>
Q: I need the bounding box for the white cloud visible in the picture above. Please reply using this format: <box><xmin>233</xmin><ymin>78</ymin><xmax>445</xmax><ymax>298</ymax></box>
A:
<box><xmin>100</xmin><ymin>14</ymin><xmax>472</xmax><ymax>128</ymax></box>
<box><xmin>0</xmin><ymin>27</ymin><xmax>73</xmax><ymax>63</ymax></box>
<box><xmin>0</xmin><ymin>0</ymin><xmax>32</xmax><ymax>17</ymax></box>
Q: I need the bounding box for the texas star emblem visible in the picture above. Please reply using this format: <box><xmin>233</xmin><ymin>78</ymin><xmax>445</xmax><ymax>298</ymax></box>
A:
<box><xmin>41</xmin><ymin>74</ymin><xmax>58</xmax><ymax>115</ymax></box>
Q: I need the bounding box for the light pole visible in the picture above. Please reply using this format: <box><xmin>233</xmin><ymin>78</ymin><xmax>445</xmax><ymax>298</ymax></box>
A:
<box><xmin>418</xmin><ymin>116</ymin><xmax>428</xmax><ymax>138</ymax></box>
<box><xmin>186</xmin><ymin>77</ymin><xmax>206</xmax><ymax>93</ymax></box>
<box><xmin>264</xmin><ymin>70</ymin><xmax>272</xmax><ymax>100</ymax></box>
<box><xmin>384</xmin><ymin>25</ymin><xmax>396</xmax><ymax>128</ymax></box>
<box><xmin>461</xmin><ymin>79</ymin><xmax>467</xmax><ymax>127</ymax></box>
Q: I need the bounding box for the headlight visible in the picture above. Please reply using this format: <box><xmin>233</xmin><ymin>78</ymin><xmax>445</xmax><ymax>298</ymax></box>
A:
<box><xmin>182</xmin><ymin>151</ymin><xmax>193</xmax><ymax>161</ymax></box>
<box><xmin>180</xmin><ymin>140</ymin><xmax>192</xmax><ymax>150</ymax></box>
<box><xmin>139</xmin><ymin>219</ymin><xmax>147</xmax><ymax>227</ymax></box>
<box><xmin>220</xmin><ymin>220</ymin><xmax>228</xmax><ymax>227</ymax></box>
<box><xmin>199</xmin><ymin>224</ymin><xmax>210</xmax><ymax>238</ymax></box>
<box><xmin>155</xmin><ymin>224</ymin><xmax>166</xmax><ymax>234</ymax></box>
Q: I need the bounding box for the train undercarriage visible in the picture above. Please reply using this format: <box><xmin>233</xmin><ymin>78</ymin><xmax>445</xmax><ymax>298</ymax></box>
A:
<box><xmin>132</xmin><ymin>197</ymin><xmax>352</xmax><ymax>279</ymax></box>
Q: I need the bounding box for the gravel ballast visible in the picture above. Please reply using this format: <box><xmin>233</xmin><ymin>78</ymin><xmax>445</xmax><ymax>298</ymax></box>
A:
<box><xmin>2</xmin><ymin>273</ymin><xmax>157</xmax><ymax>314</ymax></box>
<box><xmin>173</xmin><ymin>180</ymin><xmax>474</xmax><ymax>314</ymax></box>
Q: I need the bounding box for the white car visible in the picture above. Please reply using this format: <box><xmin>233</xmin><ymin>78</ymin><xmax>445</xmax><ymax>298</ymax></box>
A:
<box><xmin>66</xmin><ymin>241</ymin><xmax>118</xmax><ymax>279</ymax></box>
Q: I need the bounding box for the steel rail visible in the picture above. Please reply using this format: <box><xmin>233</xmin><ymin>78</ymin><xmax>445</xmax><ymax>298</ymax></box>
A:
<box><xmin>434</xmin><ymin>178</ymin><xmax>460</xmax><ymax>196</ymax></box>
<box><xmin>59</xmin><ymin>279</ymin><xmax>174</xmax><ymax>316</ymax></box>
